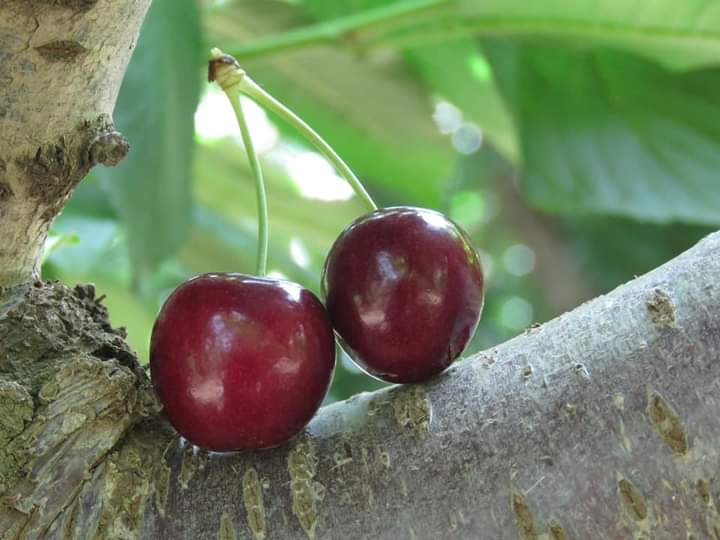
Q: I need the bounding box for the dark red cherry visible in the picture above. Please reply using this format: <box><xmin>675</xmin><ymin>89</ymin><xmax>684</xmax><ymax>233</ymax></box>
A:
<box><xmin>322</xmin><ymin>207</ymin><xmax>484</xmax><ymax>384</ymax></box>
<box><xmin>150</xmin><ymin>273</ymin><xmax>335</xmax><ymax>452</ymax></box>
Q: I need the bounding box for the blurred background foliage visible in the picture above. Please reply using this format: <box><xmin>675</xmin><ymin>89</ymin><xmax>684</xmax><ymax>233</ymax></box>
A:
<box><xmin>42</xmin><ymin>0</ymin><xmax>718</xmax><ymax>403</ymax></box>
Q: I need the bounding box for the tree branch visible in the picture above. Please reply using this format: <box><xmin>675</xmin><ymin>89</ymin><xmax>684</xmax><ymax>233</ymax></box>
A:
<box><xmin>2</xmin><ymin>3</ymin><xmax>720</xmax><ymax>539</ymax></box>
<box><xmin>142</xmin><ymin>232</ymin><xmax>720</xmax><ymax>539</ymax></box>
<box><xmin>0</xmin><ymin>0</ymin><xmax>149</xmax><ymax>290</ymax></box>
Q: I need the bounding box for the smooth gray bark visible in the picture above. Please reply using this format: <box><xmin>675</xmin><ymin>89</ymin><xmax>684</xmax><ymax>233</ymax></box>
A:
<box><xmin>144</xmin><ymin>232</ymin><xmax>720</xmax><ymax>540</ymax></box>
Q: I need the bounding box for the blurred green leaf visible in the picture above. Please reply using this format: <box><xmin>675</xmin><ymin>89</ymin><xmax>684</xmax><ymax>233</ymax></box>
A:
<box><xmin>565</xmin><ymin>217</ymin><xmax>713</xmax><ymax>292</ymax></box>
<box><xmin>45</xmin><ymin>215</ymin><xmax>127</xmax><ymax>280</ymax></box>
<box><xmin>182</xmin><ymin>205</ymin><xmax>315</xmax><ymax>290</ymax></box>
<box><xmin>62</xmin><ymin>174</ymin><xmax>118</xmax><ymax>219</ymax></box>
<box><xmin>405</xmin><ymin>40</ymin><xmax>517</xmax><ymax>161</ymax></box>
<box><xmin>301</xmin><ymin>0</ymin><xmax>392</xmax><ymax>19</ymax></box>
<box><xmin>97</xmin><ymin>0</ymin><xmax>203</xmax><ymax>278</ymax></box>
<box><xmin>208</xmin><ymin>0</ymin><xmax>455</xmax><ymax>207</ymax></box>
<box><xmin>294</xmin><ymin>1</ymin><xmax>517</xmax><ymax>159</ymax></box>
<box><xmin>488</xmin><ymin>43</ymin><xmax>720</xmax><ymax>225</ymax></box>
<box><xmin>421</xmin><ymin>0</ymin><xmax>720</xmax><ymax>70</ymax></box>
<box><xmin>191</xmin><ymin>138</ymin><xmax>368</xmax><ymax>294</ymax></box>
<box><xmin>233</xmin><ymin>0</ymin><xmax>720</xmax><ymax>70</ymax></box>
<box><xmin>42</xmin><ymin>232</ymin><xmax>79</xmax><ymax>265</ymax></box>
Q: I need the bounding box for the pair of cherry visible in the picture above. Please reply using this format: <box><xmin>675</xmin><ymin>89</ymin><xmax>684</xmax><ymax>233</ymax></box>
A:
<box><xmin>148</xmin><ymin>52</ymin><xmax>485</xmax><ymax>452</ymax></box>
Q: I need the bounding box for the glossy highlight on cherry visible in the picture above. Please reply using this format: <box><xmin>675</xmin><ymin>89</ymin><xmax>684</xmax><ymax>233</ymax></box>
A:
<box><xmin>150</xmin><ymin>273</ymin><xmax>336</xmax><ymax>452</ymax></box>
<box><xmin>322</xmin><ymin>207</ymin><xmax>484</xmax><ymax>384</ymax></box>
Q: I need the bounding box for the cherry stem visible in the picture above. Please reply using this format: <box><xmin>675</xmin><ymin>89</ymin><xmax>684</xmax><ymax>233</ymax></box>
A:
<box><xmin>232</xmin><ymin>95</ymin><xmax>269</xmax><ymax>276</ymax></box>
<box><xmin>210</xmin><ymin>51</ymin><xmax>269</xmax><ymax>276</ymax></box>
<box><xmin>238</xmin><ymin>77</ymin><xmax>378</xmax><ymax>212</ymax></box>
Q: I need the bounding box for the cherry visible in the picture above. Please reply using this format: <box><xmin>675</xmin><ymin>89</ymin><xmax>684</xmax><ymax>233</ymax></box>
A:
<box><xmin>150</xmin><ymin>273</ymin><xmax>335</xmax><ymax>452</ymax></box>
<box><xmin>322</xmin><ymin>207</ymin><xmax>484</xmax><ymax>384</ymax></box>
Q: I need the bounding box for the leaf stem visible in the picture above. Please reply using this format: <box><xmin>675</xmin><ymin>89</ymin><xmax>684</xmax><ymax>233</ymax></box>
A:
<box><xmin>209</xmin><ymin>51</ymin><xmax>269</xmax><ymax>276</ymax></box>
<box><xmin>226</xmin><ymin>0</ymin><xmax>450</xmax><ymax>60</ymax></box>
<box><xmin>239</xmin><ymin>77</ymin><xmax>377</xmax><ymax>212</ymax></box>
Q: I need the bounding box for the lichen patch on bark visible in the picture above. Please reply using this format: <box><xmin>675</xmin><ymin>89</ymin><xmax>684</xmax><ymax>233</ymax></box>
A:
<box><xmin>28</xmin><ymin>0</ymin><xmax>98</xmax><ymax>8</ymax></box>
<box><xmin>153</xmin><ymin>460</ymin><xmax>171</xmax><ymax>517</ymax></box>
<box><xmin>706</xmin><ymin>513</ymin><xmax>720</xmax><ymax>539</ymax></box>
<box><xmin>0</xmin><ymin>379</ymin><xmax>33</xmax><ymax>494</ymax></box>
<box><xmin>179</xmin><ymin>444</ymin><xmax>208</xmax><ymax>491</ymax></box>
<box><xmin>35</xmin><ymin>40</ymin><xmax>88</xmax><ymax>62</ymax></box>
<box><xmin>548</xmin><ymin>519</ymin><xmax>569</xmax><ymax>540</ymax></box>
<box><xmin>391</xmin><ymin>386</ymin><xmax>431</xmax><ymax>433</ymax></box>
<box><xmin>242</xmin><ymin>467</ymin><xmax>266</xmax><ymax>540</ymax></box>
<box><xmin>697</xmin><ymin>478</ymin><xmax>713</xmax><ymax>508</ymax></box>
<box><xmin>77</xmin><ymin>421</ymin><xmax>170</xmax><ymax>539</ymax></box>
<box><xmin>646</xmin><ymin>289</ymin><xmax>675</xmax><ymax>327</ymax></box>
<box><xmin>332</xmin><ymin>440</ymin><xmax>354</xmax><ymax>468</ymax></box>
<box><xmin>646</xmin><ymin>390</ymin><xmax>688</xmax><ymax>456</ymax></box>
<box><xmin>288</xmin><ymin>438</ymin><xmax>324</xmax><ymax>539</ymax></box>
<box><xmin>511</xmin><ymin>489</ymin><xmax>539</xmax><ymax>540</ymax></box>
<box><xmin>218</xmin><ymin>511</ymin><xmax>238</xmax><ymax>540</ymax></box>
<box><xmin>618</xmin><ymin>477</ymin><xmax>648</xmax><ymax>522</ymax></box>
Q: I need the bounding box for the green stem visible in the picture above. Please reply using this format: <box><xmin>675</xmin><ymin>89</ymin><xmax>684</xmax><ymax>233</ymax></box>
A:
<box><xmin>239</xmin><ymin>77</ymin><xmax>377</xmax><ymax>212</ymax></box>
<box><xmin>226</xmin><ymin>0</ymin><xmax>450</xmax><ymax>60</ymax></box>
<box><xmin>227</xmin><ymin>89</ymin><xmax>269</xmax><ymax>276</ymax></box>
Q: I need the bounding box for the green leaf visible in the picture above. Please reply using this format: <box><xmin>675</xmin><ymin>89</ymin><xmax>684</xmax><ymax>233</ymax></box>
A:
<box><xmin>208</xmin><ymin>0</ymin><xmax>454</xmax><ymax>207</ymax></box>
<box><xmin>97</xmin><ymin>0</ymin><xmax>203</xmax><ymax>277</ymax></box>
<box><xmin>45</xmin><ymin>214</ymin><xmax>128</xmax><ymax>280</ymax></box>
<box><xmin>439</xmin><ymin>0</ymin><xmax>720</xmax><ymax>70</ymax></box>
<box><xmin>565</xmin><ymin>217</ymin><xmax>713</xmax><ymax>292</ymax></box>
<box><xmin>405</xmin><ymin>39</ymin><xmax>517</xmax><ymax>161</ymax></box>
<box><xmin>283</xmin><ymin>1</ymin><xmax>518</xmax><ymax>159</ymax></box>
<box><xmin>42</xmin><ymin>232</ymin><xmax>80</xmax><ymax>265</ymax></box>
<box><xmin>230</xmin><ymin>0</ymin><xmax>720</xmax><ymax>71</ymax></box>
<box><xmin>301</xmin><ymin>0</ymin><xmax>391</xmax><ymax>19</ymax></box>
<box><xmin>488</xmin><ymin>43</ymin><xmax>720</xmax><ymax>225</ymax></box>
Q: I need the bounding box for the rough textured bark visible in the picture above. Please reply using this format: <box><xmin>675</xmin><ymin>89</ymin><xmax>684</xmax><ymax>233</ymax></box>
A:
<box><xmin>0</xmin><ymin>1</ymin><xmax>154</xmax><ymax>538</ymax></box>
<box><xmin>2</xmin><ymin>2</ymin><xmax>720</xmax><ymax>540</ymax></box>
<box><xmin>0</xmin><ymin>0</ymin><xmax>148</xmax><ymax>290</ymax></box>
<box><xmin>0</xmin><ymin>283</ymin><xmax>159</xmax><ymax>539</ymax></box>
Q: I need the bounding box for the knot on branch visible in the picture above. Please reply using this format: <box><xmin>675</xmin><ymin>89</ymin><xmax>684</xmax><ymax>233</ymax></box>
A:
<box><xmin>18</xmin><ymin>115</ymin><xmax>129</xmax><ymax>219</ymax></box>
<box><xmin>85</xmin><ymin>113</ymin><xmax>129</xmax><ymax>167</ymax></box>
<box><xmin>88</xmin><ymin>129</ymin><xmax>129</xmax><ymax>167</ymax></box>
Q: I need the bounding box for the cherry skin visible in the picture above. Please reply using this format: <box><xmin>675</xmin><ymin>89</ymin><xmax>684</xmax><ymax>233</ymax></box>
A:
<box><xmin>322</xmin><ymin>207</ymin><xmax>484</xmax><ymax>384</ymax></box>
<box><xmin>150</xmin><ymin>273</ymin><xmax>335</xmax><ymax>452</ymax></box>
